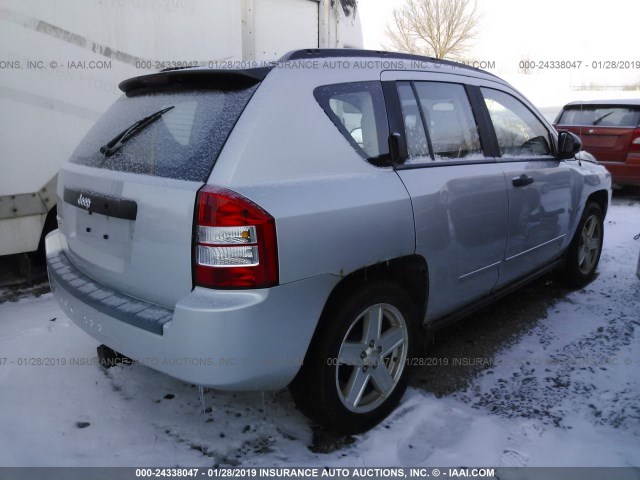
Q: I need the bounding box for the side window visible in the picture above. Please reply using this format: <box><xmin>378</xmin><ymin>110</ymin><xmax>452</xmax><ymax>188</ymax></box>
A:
<box><xmin>481</xmin><ymin>88</ymin><xmax>551</xmax><ymax>157</ymax></box>
<box><xmin>414</xmin><ymin>82</ymin><xmax>483</xmax><ymax>160</ymax></box>
<box><xmin>314</xmin><ymin>81</ymin><xmax>389</xmax><ymax>164</ymax></box>
<box><xmin>397</xmin><ymin>82</ymin><xmax>431</xmax><ymax>163</ymax></box>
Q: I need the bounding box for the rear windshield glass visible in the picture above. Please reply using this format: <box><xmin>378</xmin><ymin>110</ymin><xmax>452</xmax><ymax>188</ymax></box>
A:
<box><xmin>557</xmin><ymin>106</ymin><xmax>640</xmax><ymax>127</ymax></box>
<box><xmin>69</xmin><ymin>85</ymin><xmax>258</xmax><ymax>182</ymax></box>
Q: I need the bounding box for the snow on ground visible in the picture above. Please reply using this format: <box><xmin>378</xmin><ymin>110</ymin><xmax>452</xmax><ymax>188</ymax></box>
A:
<box><xmin>0</xmin><ymin>196</ymin><xmax>638</xmax><ymax>467</ymax></box>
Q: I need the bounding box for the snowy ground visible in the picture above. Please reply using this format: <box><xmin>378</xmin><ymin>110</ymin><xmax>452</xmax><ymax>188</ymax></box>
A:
<box><xmin>0</xmin><ymin>192</ymin><xmax>638</xmax><ymax>468</ymax></box>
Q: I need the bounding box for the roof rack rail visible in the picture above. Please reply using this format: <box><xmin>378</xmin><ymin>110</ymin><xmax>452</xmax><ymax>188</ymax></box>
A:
<box><xmin>279</xmin><ymin>48</ymin><xmax>496</xmax><ymax>76</ymax></box>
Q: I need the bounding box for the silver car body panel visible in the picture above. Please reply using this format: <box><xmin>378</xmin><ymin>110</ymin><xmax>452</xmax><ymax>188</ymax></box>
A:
<box><xmin>382</xmin><ymin>69</ymin><xmax>611</xmax><ymax>319</ymax></box>
<box><xmin>497</xmin><ymin>159</ymin><xmax>578</xmax><ymax>286</ymax></box>
<box><xmin>395</xmin><ymin>164</ymin><xmax>509</xmax><ymax>320</ymax></box>
<box><xmin>209</xmin><ymin>65</ymin><xmax>416</xmax><ymax>284</ymax></box>
<box><xmin>57</xmin><ymin>163</ymin><xmax>200</xmax><ymax>309</ymax></box>
<box><xmin>48</xmin><ymin>54</ymin><xmax>612</xmax><ymax>390</ymax></box>
<box><xmin>47</xmin><ymin>231</ymin><xmax>339</xmax><ymax>390</ymax></box>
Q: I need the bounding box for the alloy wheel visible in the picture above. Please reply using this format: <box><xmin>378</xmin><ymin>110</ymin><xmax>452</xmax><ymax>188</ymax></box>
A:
<box><xmin>335</xmin><ymin>303</ymin><xmax>409</xmax><ymax>413</ymax></box>
<box><xmin>578</xmin><ymin>215</ymin><xmax>602</xmax><ymax>275</ymax></box>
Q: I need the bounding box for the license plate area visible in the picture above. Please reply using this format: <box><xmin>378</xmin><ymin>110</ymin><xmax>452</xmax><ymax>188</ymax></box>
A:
<box><xmin>76</xmin><ymin>209</ymin><xmax>133</xmax><ymax>246</ymax></box>
<box><xmin>69</xmin><ymin>209</ymin><xmax>135</xmax><ymax>273</ymax></box>
<box><xmin>63</xmin><ymin>188</ymin><xmax>137</xmax><ymax>273</ymax></box>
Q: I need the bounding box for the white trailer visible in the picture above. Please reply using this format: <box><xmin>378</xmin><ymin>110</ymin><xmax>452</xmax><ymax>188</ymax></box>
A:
<box><xmin>0</xmin><ymin>0</ymin><xmax>362</xmax><ymax>257</ymax></box>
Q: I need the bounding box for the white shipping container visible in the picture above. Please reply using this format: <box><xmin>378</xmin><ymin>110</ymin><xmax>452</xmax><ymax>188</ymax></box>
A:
<box><xmin>0</xmin><ymin>0</ymin><xmax>362</xmax><ymax>256</ymax></box>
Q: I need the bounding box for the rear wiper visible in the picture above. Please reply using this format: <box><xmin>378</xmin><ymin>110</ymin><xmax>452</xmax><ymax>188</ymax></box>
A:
<box><xmin>99</xmin><ymin>106</ymin><xmax>174</xmax><ymax>158</ymax></box>
<box><xmin>592</xmin><ymin>111</ymin><xmax>613</xmax><ymax>126</ymax></box>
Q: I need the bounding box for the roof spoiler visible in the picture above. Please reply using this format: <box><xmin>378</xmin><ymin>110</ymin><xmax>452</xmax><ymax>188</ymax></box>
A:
<box><xmin>119</xmin><ymin>67</ymin><xmax>272</xmax><ymax>94</ymax></box>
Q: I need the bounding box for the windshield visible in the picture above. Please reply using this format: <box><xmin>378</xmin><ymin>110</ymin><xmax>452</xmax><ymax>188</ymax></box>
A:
<box><xmin>69</xmin><ymin>85</ymin><xmax>258</xmax><ymax>182</ymax></box>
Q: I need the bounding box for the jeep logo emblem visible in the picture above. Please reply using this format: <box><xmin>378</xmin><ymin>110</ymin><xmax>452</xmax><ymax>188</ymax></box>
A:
<box><xmin>77</xmin><ymin>193</ymin><xmax>91</xmax><ymax>210</ymax></box>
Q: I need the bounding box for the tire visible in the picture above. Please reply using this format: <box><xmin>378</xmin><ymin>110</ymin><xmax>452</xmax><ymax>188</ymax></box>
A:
<box><xmin>290</xmin><ymin>281</ymin><xmax>420</xmax><ymax>434</ymax></box>
<box><xmin>36</xmin><ymin>207</ymin><xmax>58</xmax><ymax>263</ymax></box>
<box><xmin>559</xmin><ymin>202</ymin><xmax>604</xmax><ymax>288</ymax></box>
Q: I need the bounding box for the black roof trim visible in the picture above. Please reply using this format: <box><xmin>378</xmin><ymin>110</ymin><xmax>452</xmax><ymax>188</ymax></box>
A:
<box><xmin>281</xmin><ymin>49</ymin><xmax>497</xmax><ymax>77</ymax></box>
<box><xmin>118</xmin><ymin>67</ymin><xmax>272</xmax><ymax>93</ymax></box>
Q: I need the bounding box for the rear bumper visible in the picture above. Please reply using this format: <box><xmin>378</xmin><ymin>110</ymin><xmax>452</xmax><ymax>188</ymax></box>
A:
<box><xmin>601</xmin><ymin>160</ymin><xmax>640</xmax><ymax>186</ymax></box>
<box><xmin>46</xmin><ymin>230</ymin><xmax>338</xmax><ymax>390</ymax></box>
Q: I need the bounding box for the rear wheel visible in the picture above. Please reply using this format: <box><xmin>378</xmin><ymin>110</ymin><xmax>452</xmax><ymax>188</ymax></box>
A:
<box><xmin>290</xmin><ymin>281</ymin><xmax>419</xmax><ymax>434</ymax></box>
<box><xmin>560</xmin><ymin>202</ymin><xmax>604</xmax><ymax>287</ymax></box>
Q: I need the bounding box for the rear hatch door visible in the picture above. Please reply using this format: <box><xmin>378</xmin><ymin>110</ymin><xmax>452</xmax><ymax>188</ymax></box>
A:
<box><xmin>57</xmin><ymin>70</ymin><xmax>262</xmax><ymax>308</ymax></box>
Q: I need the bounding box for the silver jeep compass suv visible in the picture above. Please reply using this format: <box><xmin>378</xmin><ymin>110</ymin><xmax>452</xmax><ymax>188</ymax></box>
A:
<box><xmin>47</xmin><ymin>49</ymin><xmax>611</xmax><ymax>433</ymax></box>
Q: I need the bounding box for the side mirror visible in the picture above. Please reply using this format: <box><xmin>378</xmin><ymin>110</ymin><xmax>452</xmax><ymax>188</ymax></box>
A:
<box><xmin>557</xmin><ymin>131</ymin><xmax>582</xmax><ymax>159</ymax></box>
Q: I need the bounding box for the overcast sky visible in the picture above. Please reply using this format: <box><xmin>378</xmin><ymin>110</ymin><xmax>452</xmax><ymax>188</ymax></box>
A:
<box><xmin>358</xmin><ymin>0</ymin><xmax>640</xmax><ymax>107</ymax></box>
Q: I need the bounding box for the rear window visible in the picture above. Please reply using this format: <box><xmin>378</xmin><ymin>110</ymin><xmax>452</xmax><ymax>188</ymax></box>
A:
<box><xmin>69</xmin><ymin>85</ymin><xmax>258</xmax><ymax>182</ymax></box>
<box><xmin>557</xmin><ymin>106</ymin><xmax>640</xmax><ymax>127</ymax></box>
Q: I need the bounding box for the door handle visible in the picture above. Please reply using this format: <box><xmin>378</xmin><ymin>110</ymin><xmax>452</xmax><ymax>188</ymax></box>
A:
<box><xmin>512</xmin><ymin>174</ymin><xmax>534</xmax><ymax>187</ymax></box>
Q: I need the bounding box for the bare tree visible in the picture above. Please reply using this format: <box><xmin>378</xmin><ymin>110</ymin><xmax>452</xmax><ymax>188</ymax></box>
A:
<box><xmin>385</xmin><ymin>0</ymin><xmax>479</xmax><ymax>60</ymax></box>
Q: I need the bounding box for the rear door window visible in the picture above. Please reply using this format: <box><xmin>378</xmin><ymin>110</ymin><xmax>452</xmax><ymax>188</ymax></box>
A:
<box><xmin>413</xmin><ymin>82</ymin><xmax>483</xmax><ymax>160</ymax></box>
<box><xmin>557</xmin><ymin>106</ymin><xmax>640</xmax><ymax>127</ymax></box>
<box><xmin>481</xmin><ymin>88</ymin><xmax>551</xmax><ymax>157</ymax></box>
<box><xmin>314</xmin><ymin>81</ymin><xmax>390</xmax><ymax>164</ymax></box>
<box><xmin>69</xmin><ymin>85</ymin><xmax>258</xmax><ymax>182</ymax></box>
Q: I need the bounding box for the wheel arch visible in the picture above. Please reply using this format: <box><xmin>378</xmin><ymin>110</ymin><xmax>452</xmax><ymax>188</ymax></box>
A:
<box><xmin>289</xmin><ymin>255</ymin><xmax>429</xmax><ymax>432</ymax></box>
<box><xmin>586</xmin><ymin>189</ymin><xmax>609</xmax><ymax>218</ymax></box>
<box><xmin>327</xmin><ymin>255</ymin><xmax>429</xmax><ymax>323</ymax></box>
<box><xmin>300</xmin><ymin>254</ymin><xmax>429</xmax><ymax>368</ymax></box>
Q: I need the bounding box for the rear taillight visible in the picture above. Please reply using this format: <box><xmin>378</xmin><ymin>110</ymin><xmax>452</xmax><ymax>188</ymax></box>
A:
<box><xmin>194</xmin><ymin>185</ymin><xmax>278</xmax><ymax>289</ymax></box>
<box><xmin>630</xmin><ymin>128</ymin><xmax>640</xmax><ymax>152</ymax></box>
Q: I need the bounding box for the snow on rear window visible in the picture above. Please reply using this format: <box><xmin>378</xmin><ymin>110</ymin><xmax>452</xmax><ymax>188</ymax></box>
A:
<box><xmin>69</xmin><ymin>85</ymin><xmax>258</xmax><ymax>182</ymax></box>
<box><xmin>164</xmin><ymin>100</ymin><xmax>197</xmax><ymax>145</ymax></box>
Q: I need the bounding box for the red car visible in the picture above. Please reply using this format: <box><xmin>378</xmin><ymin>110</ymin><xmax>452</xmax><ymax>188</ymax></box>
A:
<box><xmin>554</xmin><ymin>100</ymin><xmax>640</xmax><ymax>186</ymax></box>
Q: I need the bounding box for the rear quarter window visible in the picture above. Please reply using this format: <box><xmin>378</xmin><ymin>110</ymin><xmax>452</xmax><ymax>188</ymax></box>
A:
<box><xmin>557</xmin><ymin>106</ymin><xmax>640</xmax><ymax>127</ymax></box>
<box><xmin>314</xmin><ymin>81</ymin><xmax>390</xmax><ymax>166</ymax></box>
<box><xmin>69</xmin><ymin>85</ymin><xmax>258</xmax><ymax>182</ymax></box>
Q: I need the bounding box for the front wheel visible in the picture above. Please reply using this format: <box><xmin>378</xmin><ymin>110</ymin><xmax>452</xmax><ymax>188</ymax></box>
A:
<box><xmin>290</xmin><ymin>281</ymin><xmax>420</xmax><ymax>434</ymax></box>
<box><xmin>560</xmin><ymin>202</ymin><xmax>604</xmax><ymax>287</ymax></box>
